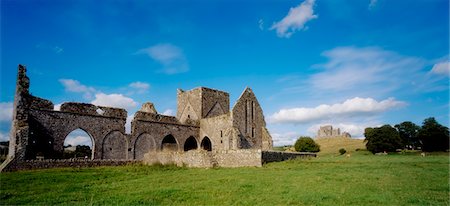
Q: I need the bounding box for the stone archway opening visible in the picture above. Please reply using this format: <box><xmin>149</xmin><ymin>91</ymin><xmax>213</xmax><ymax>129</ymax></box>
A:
<box><xmin>161</xmin><ymin>134</ymin><xmax>178</xmax><ymax>151</ymax></box>
<box><xmin>63</xmin><ymin>129</ymin><xmax>94</xmax><ymax>160</ymax></box>
<box><xmin>201</xmin><ymin>136</ymin><xmax>212</xmax><ymax>151</ymax></box>
<box><xmin>184</xmin><ymin>136</ymin><xmax>198</xmax><ymax>151</ymax></box>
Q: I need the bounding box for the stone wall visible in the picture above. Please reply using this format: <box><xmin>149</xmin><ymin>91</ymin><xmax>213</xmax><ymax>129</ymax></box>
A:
<box><xmin>143</xmin><ymin>149</ymin><xmax>262</xmax><ymax>167</ymax></box>
<box><xmin>231</xmin><ymin>88</ymin><xmax>271</xmax><ymax>149</ymax></box>
<box><xmin>143</xmin><ymin>150</ymin><xmax>316</xmax><ymax>168</ymax></box>
<box><xmin>2</xmin><ymin>159</ymin><xmax>139</xmax><ymax>172</ymax></box>
<box><xmin>262</xmin><ymin>151</ymin><xmax>317</xmax><ymax>163</ymax></box>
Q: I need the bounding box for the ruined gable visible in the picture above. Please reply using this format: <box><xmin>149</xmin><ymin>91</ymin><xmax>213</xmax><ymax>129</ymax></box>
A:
<box><xmin>231</xmin><ymin>87</ymin><xmax>270</xmax><ymax>149</ymax></box>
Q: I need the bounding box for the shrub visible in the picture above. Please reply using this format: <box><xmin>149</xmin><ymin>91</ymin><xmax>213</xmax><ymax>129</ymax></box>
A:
<box><xmin>294</xmin><ymin>136</ymin><xmax>320</xmax><ymax>152</ymax></box>
<box><xmin>339</xmin><ymin>148</ymin><xmax>346</xmax><ymax>155</ymax></box>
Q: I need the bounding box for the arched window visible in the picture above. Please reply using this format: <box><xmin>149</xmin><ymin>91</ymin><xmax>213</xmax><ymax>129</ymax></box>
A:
<box><xmin>63</xmin><ymin>129</ymin><xmax>94</xmax><ymax>160</ymax></box>
<box><xmin>184</xmin><ymin>136</ymin><xmax>198</xmax><ymax>151</ymax></box>
<box><xmin>161</xmin><ymin>134</ymin><xmax>178</xmax><ymax>151</ymax></box>
<box><xmin>201</xmin><ymin>136</ymin><xmax>212</xmax><ymax>151</ymax></box>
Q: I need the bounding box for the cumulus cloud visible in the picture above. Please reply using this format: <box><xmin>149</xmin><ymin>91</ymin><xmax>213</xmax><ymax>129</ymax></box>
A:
<box><xmin>271</xmin><ymin>131</ymin><xmax>301</xmax><ymax>146</ymax></box>
<box><xmin>430</xmin><ymin>61</ymin><xmax>449</xmax><ymax>76</ymax></box>
<box><xmin>59</xmin><ymin>79</ymin><xmax>96</xmax><ymax>99</ymax></box>
<box><xmin>270</xmin><ymin>97</ymin><xmax>406</xmax><ymax>124</ymax></box>
<box><xmin>137</xmin><ymin>43</ymin><xmax>189</xmax><ymax>74</ymax></box>
<box><xmin>270</xmin><ymin>0</ymin><xmax>318</xmax><ymax>38</ymax></box>
<box><xmin>0</xmin><ymin>131</ymin><xmax>10</xmax><ymax>142</ymax></box>
<box><xmin>64</xmin><ymin>129</ymin><xmax>92</xmax><ymax>147</ymax></box>
<box><xmin>54</xmin><ymin>103</ymin><xmax>62</xmax><ymax>111</ymax></box>
<box><xmin>258</xmin><ymin>19</ymin><xmax>264</xmax><ymax>30</ymax></box>
<box><xmin>129</xmin><ymin>81</ymin><xmax>150</xmax><ymax>94</ymax></box>
<box><xmin>0</xmin><ymin>102</ymin><xmax>13</xmax><ymax>122</ymax></box>
<box><xmin>162</xmin><ymin>109</ymin><xmax>174</xmax><ymax>116</ymax></box>
<box><xmin>91</xmin><ymin>93</ymin><xmax>138</xmax><ymax>111</ymax></box>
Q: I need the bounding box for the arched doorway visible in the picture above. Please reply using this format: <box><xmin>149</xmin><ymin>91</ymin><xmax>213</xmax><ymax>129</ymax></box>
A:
<box><xmin>134</xmin><ymin>133</ymin><xmax>156</xmax><ymax>160</ymax></box>
<box><xmin>184</xmin><ymin>136</ymin><xmax>198</xmax><ymax>151</ymax></box>
<box><xmin>201</xmin><ymin>136</ymin><xmax>212</xmax><ymax>151</ymax></box>
<box><xmin>161</xmin><ymin>134</ymin><xmax>178</xmax><ymax>151</ymax></box>
<box><xmin>102</xmin><ymin>131</ymin><xmax>127</xmax><ymax>159</ymax></box>
<box><xmin>63</xmin><ymin>128</ymin><xmax>94</xmax><ymax>160</ymax></box>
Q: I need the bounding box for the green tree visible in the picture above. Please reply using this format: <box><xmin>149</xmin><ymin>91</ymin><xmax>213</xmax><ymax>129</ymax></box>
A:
<box><xmin>364</xmin><ymin>125</ymin><xmax>402</xmax><ymax>154</ymax></box>
<box><xmin>395</xmin><ymin>121</ymin><xmax>420</xmax><ymax>149</ymax></box>
<box><xmin>417</xmin><ymin>117</ymin><xmax>449</xmax><ymax>152</ymax></box>
<box><xmin>294</xmin><ymin>136</ymin><xmax>320</xmax><ymax>152</ymax></box>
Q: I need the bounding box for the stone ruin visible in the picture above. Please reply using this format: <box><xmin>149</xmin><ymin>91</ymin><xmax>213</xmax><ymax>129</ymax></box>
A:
<box><xmin>1</xmin><ymin>65</ymin><xmax>315</xmax><ymax>171</ymax></box>
<box><xmin>316</xmin><ymin>125</ymin><xmax>351</xmax><ymax>139</ymax></box>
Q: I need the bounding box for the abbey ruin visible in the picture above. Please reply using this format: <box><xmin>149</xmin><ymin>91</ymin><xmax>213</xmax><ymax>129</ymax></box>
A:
<box><xmin>1</xmin><ymin>65</ymin><xmax>314</xmax><ymax>171</ymax></box>
<box><xmin>316</xmin><ymin>125</ymin><xmax>351</xmax><ymax>139</ymax></box>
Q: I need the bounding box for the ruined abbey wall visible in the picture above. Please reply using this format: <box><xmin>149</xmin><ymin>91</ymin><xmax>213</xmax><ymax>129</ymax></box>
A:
<box><xmin>0</xmin><ymin>65</ymin><xmax>318</xmax><ymax>172</ymax></box>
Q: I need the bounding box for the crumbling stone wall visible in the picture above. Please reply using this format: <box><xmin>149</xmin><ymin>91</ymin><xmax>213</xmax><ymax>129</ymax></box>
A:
<box><xmin>231</xmin><ymin>88</ymin><xmax>272</xmax><ymax>149</ymax></box>
<box><xmin>1</xmin><ymin>65</ymin><xmax>285</xmax><ymax>171</ymax></box>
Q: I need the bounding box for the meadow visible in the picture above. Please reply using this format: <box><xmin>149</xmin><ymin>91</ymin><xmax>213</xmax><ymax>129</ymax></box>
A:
<box><xmin>1</xmin><ymin>151</ymin><xmax>448</xmax><ymax>205</ymax></box>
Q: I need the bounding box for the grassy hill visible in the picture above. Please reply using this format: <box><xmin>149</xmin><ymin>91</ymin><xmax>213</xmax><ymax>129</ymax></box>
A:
<box><xmin>315</xmin><ymin>137</ymin><xmax>366</xmax><ymax>156</ymax></box>
<box><xmin>1</xmin><ymin>152</ymin><xmax>449</xmax><ymax>205</ymax></box>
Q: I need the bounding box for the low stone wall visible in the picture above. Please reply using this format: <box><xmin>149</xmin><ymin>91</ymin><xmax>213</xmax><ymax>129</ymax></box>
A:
<box><xmin>2</xmin><ymin>159</ymin><xmax>140</xmax><ymax>172</ymax></box>
<box><xmin>262</xmin><ymin>151</ymin><xmax>316</xmax><ymax>163</ymax></box>
<box><xmin>143</xmin><ymin>150</ymin><xmax>316</xmax><ymax>167</ymax></box>
<box><xmin>143</xmin><ymin>149</ymin><xmax>262</xmax><ymax>167</ymax></box>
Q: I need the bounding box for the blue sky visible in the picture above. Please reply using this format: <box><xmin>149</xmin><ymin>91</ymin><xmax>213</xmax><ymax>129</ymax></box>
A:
<box><xmin>1</xmin><ymin>0</ymin><xmax>448</xmax><ymax>146</ymax></box>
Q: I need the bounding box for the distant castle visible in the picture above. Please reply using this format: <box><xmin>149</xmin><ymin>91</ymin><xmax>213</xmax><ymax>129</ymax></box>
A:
<box><xmin>316</xmin><ymin>125</ymin><xmax>351</xmax><ymax>139</ymax></box>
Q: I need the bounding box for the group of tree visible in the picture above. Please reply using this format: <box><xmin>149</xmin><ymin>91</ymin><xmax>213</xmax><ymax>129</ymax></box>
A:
<box><xmin>364</xmin><ymin>117</ymin><xmax>449</xmax><ymax>153</ymax></box>
<box><xmin>62</xmin><ymin>145</ymin><xmax>92</xmax><ymax>159</ymax></box>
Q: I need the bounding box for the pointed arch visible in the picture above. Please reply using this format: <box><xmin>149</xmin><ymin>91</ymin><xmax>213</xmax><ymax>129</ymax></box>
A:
<box><xmin>161</xmin><ymin>134</ymin><xmax>178</xmax><ymax>151</ymax></box>
<box><xmin>134</xmin><ymin>133</ymin><xmax>156</xmax><ymax>160</ymax></box>
<box><xmin>63</xmin><ymin>128</ymin><xmax>95</xmax><ymax>160</ymax></box>
<box><xmin>201</xmin><ymin>136</ymin><xmax>212</xmax><ymax>151</ymax></box>
<box><xmin>102</xmin><ymin>130</ymin><xmax>127</xmax><ymax>159</ymax></box>
<box><xmin>184</xmin><ymin>136</ymin><xmax>198</xmax><ymax>151</ymax></box>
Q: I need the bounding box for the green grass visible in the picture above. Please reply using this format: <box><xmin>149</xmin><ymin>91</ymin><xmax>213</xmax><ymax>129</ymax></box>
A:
<box><xmin>315</xmin><ymin>137</ymin><xmax>366</xmax><ymax>155</ymax></box>
<box><xmin>1</xmin><ymin>151</ymin><xmax>449</xmax><ymax>205</ymax></box>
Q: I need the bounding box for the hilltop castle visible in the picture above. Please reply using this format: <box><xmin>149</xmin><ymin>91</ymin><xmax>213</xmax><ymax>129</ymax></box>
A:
<box><xmin>1</xmin><ymin>65</ymin><xmax>313</xmax><ymax>171</ymax></box>
<box><xmin>316</xmin><ymin>125</ymin><xmax>351</xmax><ymax>139</ymax></box>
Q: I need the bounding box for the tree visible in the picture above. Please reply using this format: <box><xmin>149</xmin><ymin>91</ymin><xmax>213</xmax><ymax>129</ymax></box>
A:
<box><xmin>417</xmin><ymin>117</ymin><xmax>449</xmax><ymax>152</ymax></box>
<box><xmin>395</xmin><ymin>121</ymin><xmax>420</xmax><ymax>149</ymax></box>
<box><xmin>294</xmin><ymin>136</ymin><xmax>320</xmax><ymax>152</ymax></box>
<box><xmin>364</xmin><ymin>125</ymin><xmax>402</xmax><ymax>154</ymax></box>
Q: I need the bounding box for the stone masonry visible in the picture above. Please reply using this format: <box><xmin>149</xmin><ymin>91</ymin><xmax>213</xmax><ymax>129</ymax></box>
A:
<box><xmin>0</xmin><ymin>65</ymin><xmax>314</xmax><ymax>171</ymax></box>
<box><xmin>316</xmin><ymin>125</ymin><xmax>351</xmax><ymax>139</ymax></box>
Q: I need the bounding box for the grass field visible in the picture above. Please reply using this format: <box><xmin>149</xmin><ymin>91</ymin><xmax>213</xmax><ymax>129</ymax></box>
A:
<box><xmin>315</xmin><ymin>137</ymin><xmax>366</xmax><ymax>155</ymax></box>
<box><xmin>1</xmin><ymin>151</ymin><xmax>448</xmax><ymax>205</ymax></box>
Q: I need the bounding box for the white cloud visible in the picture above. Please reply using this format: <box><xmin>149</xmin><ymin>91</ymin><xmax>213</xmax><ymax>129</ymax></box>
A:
<box><xmin>270</xmin><ymin>0</ymin><xmax>318</xmax><ymax>38</ymax></box>
<box><xmin>54</xmin><ymin>103</ymin><xmax>62</xmax><ymax>111</ymax></box>
<box><xmin>271</xmin><ymin>131</ymin><xmax>301</xmax><ymax>146</ymax></box>
<box><xmin>162</xmin><ymin>109</ymin><xmax>174</xmax><ymax>116</ymax></box>
<box><xmin>0</xmin><ymin>131</ymin><xmax>10</xmax><ymax>142</ymax></box>
<box><xmin>270</xmin><ymin>97</ymin><xmax>406</xmax><ymax>124</ymax></box>
<box><xmin>91</xmin><ymin>93</ymin><xmax>138</xmax><ymax>111</ymax></box>
<box><xmin>59</xmin><ymin>79</ymin><xmax>96</xmax><ymax>99</ymax></box>
<box><xmin>0</xmin><ymin>102</ymin><xmax>13</xmax><ymax>122</ymax></box>
<box><xmin>303</xmin><ymin>46</ymin><xmax>425</xmax><ymax>97</ymax></box>
<box><xmin>125</xmin><ymin>114</ymin><xmax>134</xmax><ymax>134</ymax></box>
<box><xmin>430</xmin><ymin>61</ymin><xmax>449</xmax><ymax>76</ymax></box>
<box><xmin>369</xmin><ymin>0</ymin><xmax>378</xmax><ymax>10</ymax></box>
<box><xmin>129</xmin><ymin>81</ymin><xmax>150</xmax><ymax>94</ymax></box>
<box><xmin>137</xmin><ymin>43</ymin><xmax>189</xmax><ymax>74</ymax></box>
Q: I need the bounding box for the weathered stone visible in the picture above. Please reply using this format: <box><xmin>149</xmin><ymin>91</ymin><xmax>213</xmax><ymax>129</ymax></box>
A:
<box><xmin>316</xmin><ymin>125</ymin><xmax>351</xmax><ymax>138</ymax></box>
<box><xmin>1</xmin><ymin>65</ymin><xmax>311</xmax><ymax>172</ymax></box>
